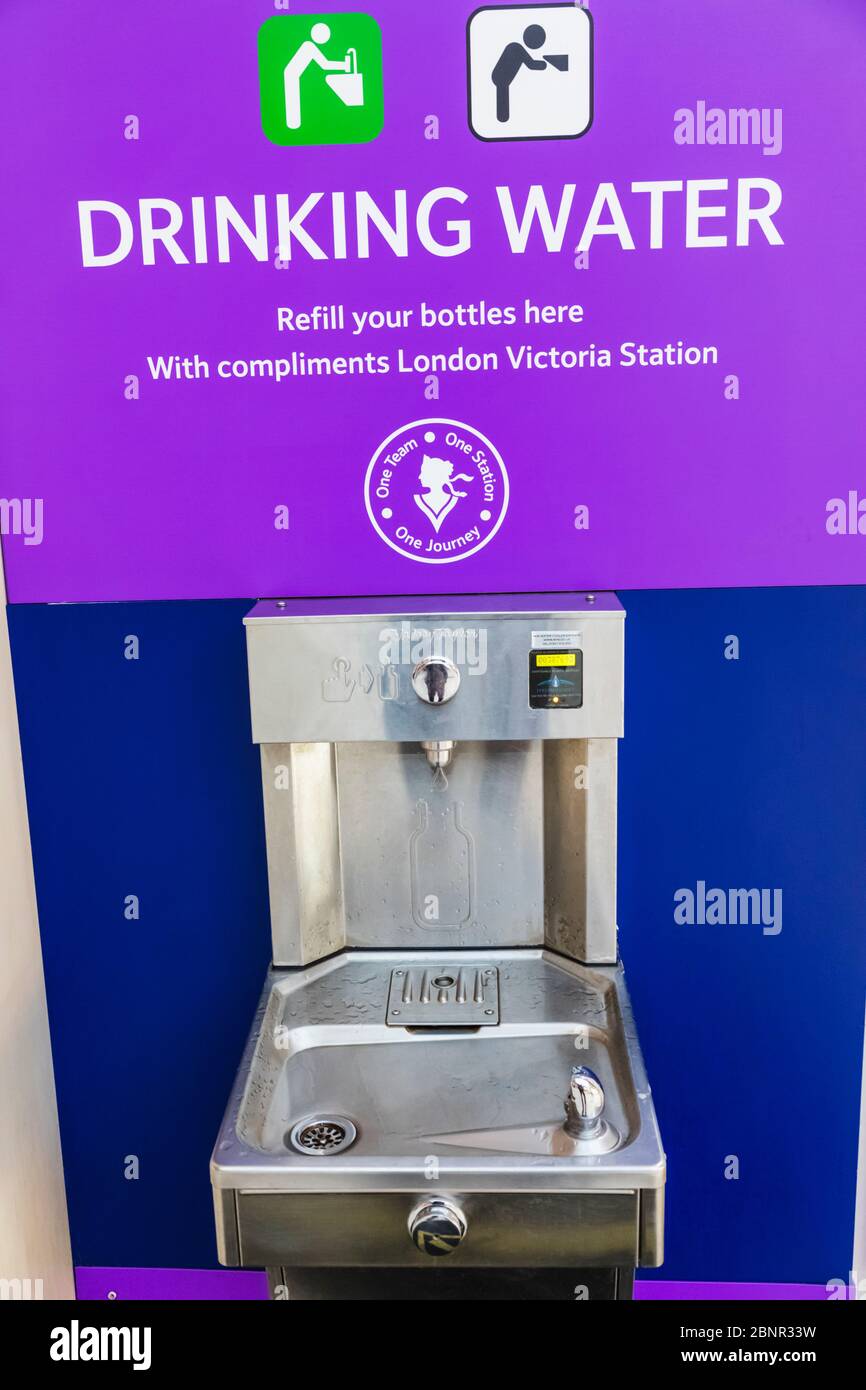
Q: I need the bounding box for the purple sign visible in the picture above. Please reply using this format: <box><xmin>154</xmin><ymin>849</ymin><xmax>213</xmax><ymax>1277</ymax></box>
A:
<box><xmin>0</xmin><ymin>0</ymin><xmax>864</xmax><ymax>601</ymax></box>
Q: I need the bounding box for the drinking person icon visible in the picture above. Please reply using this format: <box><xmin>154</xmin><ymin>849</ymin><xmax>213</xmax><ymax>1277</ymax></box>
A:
<box><xmin>284</xmin><ymin>21</ymin><xmax>352</xmax><ymax>130</ymax></box>
<box><xmin>491</xmin><ymin>23</ymin><xmax>569</xmax><ymax>124</ymax></box>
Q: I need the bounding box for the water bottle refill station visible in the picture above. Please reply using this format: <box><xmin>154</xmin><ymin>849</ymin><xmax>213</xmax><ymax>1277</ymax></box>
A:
<box><xmin>211</xmin><ymin>594</ymin><xmax>665</xmax><ymax>1299</ymax></box>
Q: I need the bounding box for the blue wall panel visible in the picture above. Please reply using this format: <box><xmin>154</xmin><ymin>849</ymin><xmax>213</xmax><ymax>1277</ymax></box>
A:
<box><xmin>619</xmin><ymin>588</ymin><xmax>865</xmax><ymax>1284</ymax></box>
<box><xmin>8</xmin><ymin>588</ymin><xmax>865</xmax><ymax>1280</ymax></box>
<box><xmin>9</xmin><ymin>600</ymin><xmax>271</xmax><ymax>1269</ymax></box>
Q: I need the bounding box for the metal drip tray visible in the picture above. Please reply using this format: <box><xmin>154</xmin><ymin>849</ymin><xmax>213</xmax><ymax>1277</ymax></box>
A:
<box><xmin>386</xmin><ymin>965</ymin><xmax>500</xmax><ymax>1027</ymax></box>
<box><xmin>211</xmin><ymin>952</ymin><xmax>666</xmax><ymax>1275</ymax></box>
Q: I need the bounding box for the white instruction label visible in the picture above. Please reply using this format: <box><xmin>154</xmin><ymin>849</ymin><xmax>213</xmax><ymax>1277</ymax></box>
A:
<box><xmin>531</xmin><ymin>630</ymin><xmax>582</xmax><ymax>650</ymax></box>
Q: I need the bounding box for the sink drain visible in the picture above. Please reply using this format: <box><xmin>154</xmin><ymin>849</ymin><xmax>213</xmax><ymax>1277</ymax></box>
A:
<box><xmin>288</xmin><ymin>1115</ymin><xmax>357</xmax><ymax>1156</ymax></box>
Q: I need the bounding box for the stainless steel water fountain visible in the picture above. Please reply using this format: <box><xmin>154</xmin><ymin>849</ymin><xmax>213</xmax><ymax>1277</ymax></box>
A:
<box><xmin>211</xmin><ymin>593</ymin><xmax>665</xmax><ymax>1300</ymax></box>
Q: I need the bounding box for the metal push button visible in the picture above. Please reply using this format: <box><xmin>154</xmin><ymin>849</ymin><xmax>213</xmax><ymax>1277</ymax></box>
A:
<box><xmin>409</xmin><ymin>1200</ymin><xmax>467</xmax><ymax>1256</ymax></box>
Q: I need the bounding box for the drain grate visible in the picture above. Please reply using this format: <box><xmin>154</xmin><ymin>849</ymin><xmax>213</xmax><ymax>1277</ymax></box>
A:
<box><xmin>288</xmin><ymin>1115</ymin><xmax>357</xmax><ymax>1156</ymax></box>
<box><xmin>386</xmin><ymin>965</ymin><xmax>500</xmax><ymax>1027</ymax></box>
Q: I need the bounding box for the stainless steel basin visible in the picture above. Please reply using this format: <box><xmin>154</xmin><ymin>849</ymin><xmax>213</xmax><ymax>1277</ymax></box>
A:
<box><xmin>212</xmin><ymin>949</ymin><xmax>665</xmax><ymax>1276</ymax></box>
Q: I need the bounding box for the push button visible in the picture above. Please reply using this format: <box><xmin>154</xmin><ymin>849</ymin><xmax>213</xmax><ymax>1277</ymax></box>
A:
<box><xmin>411</xmin><ymin>656</ymin><xmax>460</xmax><ymax>704</ymax></box>
<box><xmin>408</xmin><ymin>1199</ymin><xmax>467</xmax><ymax>1256</ymax></box>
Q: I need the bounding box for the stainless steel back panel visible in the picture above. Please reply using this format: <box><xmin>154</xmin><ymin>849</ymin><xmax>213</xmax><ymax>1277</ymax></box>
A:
<box><xmin>339</xmin><ymin>739</ymin><xmax>543</xmax><ymax>950</ymax></box>
<box><xmin>261</xmin><ymin>737</ymin><xmax>618</xmax><ymax>964</ymax></box>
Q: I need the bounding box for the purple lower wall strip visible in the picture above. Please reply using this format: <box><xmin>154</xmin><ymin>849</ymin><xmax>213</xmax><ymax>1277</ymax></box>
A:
<box><xmin>75</xmin><ymin>1268</ymin><xmax>270</xmax><ymax>1301</ymax></box>
<box><xmin>635</xmin><ymin>1281</ymin><xmax>830</xmax><ymax>1301</ymax></box>
<box><xmin>75</xmin><ymin>1268</ymin><xmax>830</xmax><ymax>1301</ymax></box>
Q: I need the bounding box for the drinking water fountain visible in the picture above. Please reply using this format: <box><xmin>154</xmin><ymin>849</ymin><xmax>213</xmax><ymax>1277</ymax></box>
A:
<box><xmin>211</xmin><ymin>593</ymin><xmax>665</xmax><ymax>1300</ymax></box>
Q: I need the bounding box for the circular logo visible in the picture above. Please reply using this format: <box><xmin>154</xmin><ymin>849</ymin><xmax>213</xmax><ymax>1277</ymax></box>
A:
<box><xmin>364</xmin><ymin>417</ymin><xmax>509</xmax><ymax>564</ymax></box>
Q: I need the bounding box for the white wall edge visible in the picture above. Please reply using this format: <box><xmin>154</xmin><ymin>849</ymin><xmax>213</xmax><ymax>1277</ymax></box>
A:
<box><xmin>854</xmin><ymin>1003</ymin><xmax>866</xmax><ymax>1292</ymax></box>
<box><xmin>0</xmin><ymin>544</ymin><xmax>75</xmax><ymax>1299</ymax></box>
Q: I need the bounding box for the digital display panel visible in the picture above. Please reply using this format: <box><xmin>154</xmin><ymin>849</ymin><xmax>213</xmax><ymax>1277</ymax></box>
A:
<box><xmin>528</xmin><ymin>649</ymin><xmax>583</xmax><ymax>709</ymax></box>
<box><xmin>535</xmin><ymin>653</ymin><xmax>577</xmax><ymax>668</ymax></box>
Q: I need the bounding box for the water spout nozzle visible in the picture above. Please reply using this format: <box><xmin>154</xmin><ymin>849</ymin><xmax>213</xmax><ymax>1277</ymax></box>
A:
<box><xmin>563</xmin><ymin>1065</ymin><xmax>606</xmax><ymax>1138</ymax></box>
<box><xmin>421</xmin><ymin>740</ymin><xmax>457</xmax><ymax>772</ymax></box>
